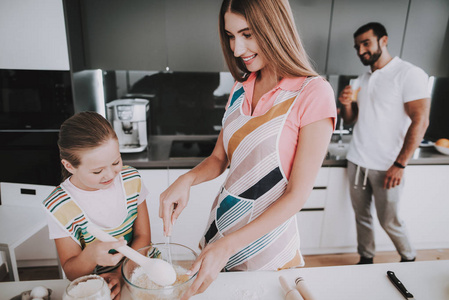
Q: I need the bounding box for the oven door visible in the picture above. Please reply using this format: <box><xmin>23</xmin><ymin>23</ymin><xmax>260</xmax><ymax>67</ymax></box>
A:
<box><xmin>0</xmin><ymin>69</ymin><xmax>73</xmax><ymax>130</ymax></box>
<box><xmin>0</xmin><ymin>131</ymin><xmax>61</xmax><ymax>186</ymax></box>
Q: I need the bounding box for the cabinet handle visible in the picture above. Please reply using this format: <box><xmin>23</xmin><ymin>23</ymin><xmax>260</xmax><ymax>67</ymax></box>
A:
<box><xmin>313</xmin><ymin>186</ymin><xmax>327</xmax><ymax>190</ymax></box>
<box><xmin>300</xmin><ymin>208</ymin><xmax>324</xmax><ymax>212</ymax></box>
<box><xmin>20</xmin><ymin>188</ymin><xmax>36</xmax><ymax>195</ymax></box>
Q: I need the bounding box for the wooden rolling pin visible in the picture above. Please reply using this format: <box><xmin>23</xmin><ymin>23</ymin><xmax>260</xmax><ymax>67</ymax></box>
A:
<box><xmin>279</xmin><ymin>275</ymin><xmax>304</xmax><ymax>300</ymax></box>
<box><xmin>295</xmin><ymin>277</ymin><xmax>316</xmax><ymax>300</ymax></box>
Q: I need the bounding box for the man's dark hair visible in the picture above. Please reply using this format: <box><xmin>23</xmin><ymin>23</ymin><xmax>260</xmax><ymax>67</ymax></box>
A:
<box><xmin>353</xmin><ymin>22</ymin><xmax>388</xmax><ymax>40</ymax></box>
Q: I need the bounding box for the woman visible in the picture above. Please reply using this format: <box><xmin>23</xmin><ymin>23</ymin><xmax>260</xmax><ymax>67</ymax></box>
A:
<box><xmin>160</xmin><ymin>0</ymin><xmax>336</xmax><ymax>298</ymax></box>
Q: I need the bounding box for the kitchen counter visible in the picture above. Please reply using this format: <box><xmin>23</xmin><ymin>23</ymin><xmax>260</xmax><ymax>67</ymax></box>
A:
<box><xmin>1</xmin><ymin>260</ymin><xmax>448</xmax><ymax>299</ymax></box>
<box><xmin>122</xmin><ymin>134</ymin><xmax>449</xmax><ymax>168</ymax></box>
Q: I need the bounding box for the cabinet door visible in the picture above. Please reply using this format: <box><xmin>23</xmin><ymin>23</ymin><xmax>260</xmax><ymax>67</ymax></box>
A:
<box><xmin>326</xmin><ymin>0</ymin><xmax>409</xmax><ymax>75</ymax></box>
<box><xmin>297</xmin><ymin>211</ymin><xmax>325</xmax><ymax>253</ymax></box>
<box><xmin>299</xmin><ymin>168</ymin><xmax>329</xmax><ymax>251</ymax></box>
<box><xmin>0</xmin><ymin>0</ymin><xmax>69</xmax><ymax>70</ymax></box>
<box><xmin>168</xmin><ymin>168</ymin><xmax>228</xmax><ymax>253</ymax></box>
<box><xmin>138</xmin><ymin>169</ymin><xmax>169</xmax><ymax>244</ymax></box>
<box><xmin>80</xmin><ymin>0</ymin><xmax>167</xmax><ymax>70</ymax></box>
<box><xmin>321</xmin><ymin>168</ymin><xmax>357</xmax><ymax>249</ymax></box>
<box><xmin>400</xmin><ymin>0</ymin><xmax>449</xmax><ymax>76</ymax></box>
<box><xmin>290</xmin><ymin>0</ymin><xmax>333</xmax><ymax>75</ymax></box>
<box><xmin>400</xmin><ymin>165</ymin><xmax>449</xmax><ymax>248</ymax></box>
<box><xmin>165</xmin><ymin>0</ymin><xmax>224</xmax><ymax>72</ymax></box>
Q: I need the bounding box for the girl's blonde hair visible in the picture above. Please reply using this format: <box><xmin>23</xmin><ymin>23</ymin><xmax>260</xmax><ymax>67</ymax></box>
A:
<box><xmin>58</xmin><ymin>111</ymin><xmax>118</xmax><ymax>181</ymax></box>
<box><xmin>219</xmin><ymin>0</ymin><xmax>318</xmax><ymax>82</ymax></box>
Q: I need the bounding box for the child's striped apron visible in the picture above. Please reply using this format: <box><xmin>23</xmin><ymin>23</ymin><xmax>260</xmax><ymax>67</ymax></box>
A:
<box><xmin>42</xmin><ymin>165</ymin><xmax>142</xmax><ymax>273</ymax></box>
<box><xmin>200</xmin><ymin>77</ymin><xmax>314</xmax><ymax>271</ymax></box>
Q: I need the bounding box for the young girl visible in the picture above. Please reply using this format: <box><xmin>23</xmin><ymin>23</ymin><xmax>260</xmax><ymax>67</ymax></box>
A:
<box><xmin>43</xmin><ymin>111</ymin><xmax>151</xmax><ymax>299</ymax></box>
<box><xmin>159</xmin><ymin>0</ymin><xmax>336</xmax><ymax>299</ymax></box>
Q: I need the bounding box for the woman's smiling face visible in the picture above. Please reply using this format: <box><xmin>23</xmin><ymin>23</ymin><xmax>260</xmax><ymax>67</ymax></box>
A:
<box><xmin>224</xmin><ymin>12</ymin><xmax>266</xmax><ymax>73</ymax></box>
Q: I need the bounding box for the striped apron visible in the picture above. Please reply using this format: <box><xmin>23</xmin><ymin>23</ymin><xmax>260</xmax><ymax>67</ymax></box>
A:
<box><xmin>200</xmin><ymin>77</ymin><xmax>314</xmax><ymax>271</ymax></box>
<box><xmin>42</xmin><ymin>165</ymin><xmax>141</xmax><ymax>273</ymax></box>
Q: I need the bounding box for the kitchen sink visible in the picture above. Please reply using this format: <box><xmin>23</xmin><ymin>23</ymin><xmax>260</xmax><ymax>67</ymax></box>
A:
<box><xmin>327</xmin><ymin>142</ymin><xmax>349</xmax><ymax>158</ymax></box>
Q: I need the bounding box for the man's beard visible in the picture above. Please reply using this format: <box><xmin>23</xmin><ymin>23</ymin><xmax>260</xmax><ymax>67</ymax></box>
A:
<box><xmin>359</xmin><ymin>45</ymin><xmax>382</xmax><ymax>66</ymax></box>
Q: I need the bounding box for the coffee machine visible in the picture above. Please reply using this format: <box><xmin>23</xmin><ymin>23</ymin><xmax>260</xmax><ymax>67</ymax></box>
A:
<box><xmin>106</xmin><ymin>99</ymin><xmax>149</xmax><ymax>153</ymax></box>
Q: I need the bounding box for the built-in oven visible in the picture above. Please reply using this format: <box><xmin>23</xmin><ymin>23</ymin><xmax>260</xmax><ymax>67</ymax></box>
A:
<box><xmin>0</xmin><ymin>69</ymin><xmax>73</xmax><ymax>187</ymax></box>
<box><xmin>0</xmin><ymin>69</ymin><xmax>73</xmax><ymax>130</ymax></box>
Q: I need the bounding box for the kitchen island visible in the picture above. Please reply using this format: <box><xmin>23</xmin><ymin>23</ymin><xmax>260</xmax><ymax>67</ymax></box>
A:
<box><xmin>1</xmin><ymin>260</ymin><xmax>448</xmax><ymax>299</ymax></box>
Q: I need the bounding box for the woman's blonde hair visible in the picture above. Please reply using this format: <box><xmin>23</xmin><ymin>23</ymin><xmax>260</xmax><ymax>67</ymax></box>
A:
<box><xmin>219</xmin><ymin>0</ymin><xmax>318</xmax><ymax>82</ymax></box>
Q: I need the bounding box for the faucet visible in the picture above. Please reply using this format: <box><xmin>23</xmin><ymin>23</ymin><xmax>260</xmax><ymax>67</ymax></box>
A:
<box><xmin>338</xmin><ymin>117</ymin><xmax>344</xmax><ymax>145</ymax></box>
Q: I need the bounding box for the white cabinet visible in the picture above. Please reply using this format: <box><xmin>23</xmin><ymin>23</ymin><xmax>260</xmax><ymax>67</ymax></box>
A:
<box><xmin>320</xmin><ymin>168</ymin><xmax>357</xmax><ymax>251</ymax></box>
<box><xmin>0</xmin><ymin>0</ymin><xmax>69</xmax><ymax>70</ymax></box>
<box><xmin>138</xmin><ymin>169</ymin><xmax>169</xmax><ymax>246</ymax></box>
<box><xmin>320</xmin><ymin>165</ymin><xmax>449</xmax><ymax>254</ymax></box>
<box><xmin>139</xmin><ymin>165</ymin><xmax>449</xmax><ymax>256</ymax></box>
<box><xmin>400</xmin><ymin>165</ymin><xmax>449</xmax><ymax>248</ymax></box>
<box><xmin>139</xmin><ymin>168</ymin><xmax>228</xmax><ymax>253</ymax></box>
<box><xmin>168</xmin><ymin>169</ymin><xmax>228</xmax><ymax>253</ymax></box>
<box><xmin>297</xmin><ymin>168</ymin><xmax>330</xmax><ymax>253</ymax></box>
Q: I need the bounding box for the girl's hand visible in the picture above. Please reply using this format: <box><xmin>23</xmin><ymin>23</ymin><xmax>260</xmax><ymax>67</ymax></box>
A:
<box><xmin>100</xmin><ymin>270</ymin><xmax>123</xmax><ymax>300</ymax></box>
<box><xmin>180</xmin><ymin>238</ymin><xmax>233</xmax><ymax>300</ymax></box>
<box><xmin>85</xmin><ymin>237</ymin><xmax>126</xmax><ymax>267</ymax></box>
<box><xmin>159</xmin><ymin>175</ymin><xmax>193</xmax><ymax>236</ymax></box>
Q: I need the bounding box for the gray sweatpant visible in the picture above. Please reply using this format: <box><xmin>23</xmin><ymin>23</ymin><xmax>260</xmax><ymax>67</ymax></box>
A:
<box><xmin>347</xmin><ymin>161</ymin><xmax>416</xmax><ymax>260</ymax></box>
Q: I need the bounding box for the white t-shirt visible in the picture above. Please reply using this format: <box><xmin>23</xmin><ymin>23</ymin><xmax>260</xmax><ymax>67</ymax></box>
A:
<box><xmin>346</xmin><ymin>57</ymin><xmax>430</xmax><ymax>171</ymax></box>
<box><xmin>46</xmin><ymin>174</ymin><xmax>149</xmax><ymax>239</ymax></box>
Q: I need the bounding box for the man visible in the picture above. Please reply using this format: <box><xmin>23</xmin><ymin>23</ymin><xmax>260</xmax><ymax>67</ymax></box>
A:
<box><xmin>339</xmin><ymin>22</ymin><xmax>430</xmax><ymax>264</ymax></box>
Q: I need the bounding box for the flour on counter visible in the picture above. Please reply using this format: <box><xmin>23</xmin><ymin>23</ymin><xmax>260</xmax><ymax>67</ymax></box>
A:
<box><xmin>232</xmin><ymin>285</ymin><xmax>267</xmax><ymax>300</ymax></box>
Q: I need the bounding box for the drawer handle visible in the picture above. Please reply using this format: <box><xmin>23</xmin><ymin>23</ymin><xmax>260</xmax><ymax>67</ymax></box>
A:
<box><xmin>313</xmin><ymin>186</ymin><xmax>327</xmax><ymax>190</ymax></box>
<box><xmin>300</xmin><ymin>208</ymin><xmax>324</xmax><ymax>212</ymax></box>
<box><xmin>20</xmin><ymin>188</ymin><xmax>36</xmax><ymax>195</ymax></box>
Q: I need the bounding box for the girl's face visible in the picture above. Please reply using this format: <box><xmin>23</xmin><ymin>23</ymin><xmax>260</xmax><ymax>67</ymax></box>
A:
<box><xmin>224</xmin><ymin>11</ymin><xmax>266</xmax><ymax>72</ymax></box>
<box><xmin>63</xmin><ymin>138</ymin><xmax>123</xmax><ymax>191</ymax></box>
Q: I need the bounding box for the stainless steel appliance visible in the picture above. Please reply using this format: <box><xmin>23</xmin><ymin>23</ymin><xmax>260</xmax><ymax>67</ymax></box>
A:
<box><xmin>106</xmin><ymin>99</ymin><xmax>149</xmax><ymax>153</ymax></box>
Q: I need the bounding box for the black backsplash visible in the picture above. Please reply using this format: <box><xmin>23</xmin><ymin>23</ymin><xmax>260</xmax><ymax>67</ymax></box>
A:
<box><xmin>125</xmin><ymin>72</ymin><xmax>229</xmax><ymax>135</ymax></box>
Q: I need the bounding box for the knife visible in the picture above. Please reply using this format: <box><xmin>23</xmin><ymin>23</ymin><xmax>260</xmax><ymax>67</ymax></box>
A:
<box><xmin>387</xmin><ymin>271</ymin><xmax>416</xmax><ymax>299</ymax></box>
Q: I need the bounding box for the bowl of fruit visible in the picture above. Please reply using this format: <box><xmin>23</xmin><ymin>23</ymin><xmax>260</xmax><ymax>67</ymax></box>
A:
<box><xmin>434</xmin><ymin>138</ymin><xmax>449</xmax><ymax>155</ymax></box>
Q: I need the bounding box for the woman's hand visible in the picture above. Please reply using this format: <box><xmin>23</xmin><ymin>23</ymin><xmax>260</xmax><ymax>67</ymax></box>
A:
<box><xmin>84</xmin><ymin>237</ymin><xmax>126</xmax><ymax>267</ymax></box>
<box><xmin>100</xmin><ymin>269</ymin><xmax>123</xmax><ymax>300</ymax></box>
<box><xmin>159</xmin><ymin>174</ymin><xmax>194</xmax><ymax>236</ymax></box>
<box><xmin>180</xmin><ymin>238</ymin><xmax>233</xmax><ymax>300</ymax></box>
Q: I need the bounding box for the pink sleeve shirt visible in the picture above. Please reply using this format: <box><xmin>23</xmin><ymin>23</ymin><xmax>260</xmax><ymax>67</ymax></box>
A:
<box><xmin>228</xmin><ymin>74</ymin><xmax>336</xmax><ymax>179</ymax></box>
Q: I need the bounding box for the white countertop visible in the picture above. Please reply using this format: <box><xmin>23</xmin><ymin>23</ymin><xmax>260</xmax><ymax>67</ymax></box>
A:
<box><xmin>1</xmin><ymin>260</ymin><xmax>448</xmax><ymax>300</ymax></box>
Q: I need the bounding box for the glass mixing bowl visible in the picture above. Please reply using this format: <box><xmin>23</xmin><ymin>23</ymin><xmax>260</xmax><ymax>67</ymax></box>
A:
<box><xmin>122</xmin><ymin>243</ymin><xmax>198</xmax><ymax>300</ymax></box>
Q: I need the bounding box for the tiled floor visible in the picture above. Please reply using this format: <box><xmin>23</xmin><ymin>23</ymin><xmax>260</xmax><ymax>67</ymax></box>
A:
<box><xmin>2</xmin><ymin>248</ymin><xmax>449</xmax><ymax>282</ymax></box>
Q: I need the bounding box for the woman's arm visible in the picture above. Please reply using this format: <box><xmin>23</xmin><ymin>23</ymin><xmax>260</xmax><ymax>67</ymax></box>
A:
<box><xmin>159</xmin><ymin>130</ymin><xmax>229</xmax><ymax>236</ymax></box>
<box><xmin>181</xmin><ymin>117</ymin><xmax>334</xmax><ymax>300</ymax></box>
